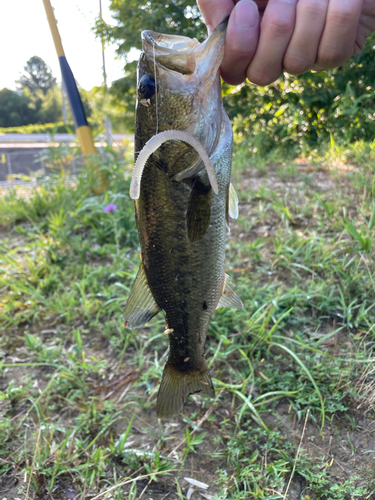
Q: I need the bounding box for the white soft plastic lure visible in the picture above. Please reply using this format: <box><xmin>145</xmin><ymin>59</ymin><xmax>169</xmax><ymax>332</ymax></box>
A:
<box><xmin>129</xmin><ymin>130</ymin><xmax>218</xmax><ymax>200</ymax></box>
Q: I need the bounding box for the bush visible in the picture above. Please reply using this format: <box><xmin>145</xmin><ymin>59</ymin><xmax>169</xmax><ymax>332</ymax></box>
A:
<box><xmin>0</xmin><ymin>89</ymin><xmax>36</xmax><ymax>127</ymax></box>
<box><xmin>0</xmin><ymin>121</ymin><xmax>75</xmax><ymax>135</ymax></box>
<box><xmin>0</xmin><ymin>121</ymin><xmax>100</xmax><ymax>136</ymax></box>
<box><xmin>225</xmin><ymin>33</ymin><xmax>375</xmax><ymax>154</ymax></box>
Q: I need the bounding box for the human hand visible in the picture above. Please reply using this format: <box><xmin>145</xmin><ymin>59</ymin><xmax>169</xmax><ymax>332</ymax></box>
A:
<box><xmin>197</xmin><ymin>0</ymin><xmax>375</xmax><ymax>86</ymax></box>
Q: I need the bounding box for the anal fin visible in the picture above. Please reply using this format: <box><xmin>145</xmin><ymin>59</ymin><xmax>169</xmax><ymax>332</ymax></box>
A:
<box><xmin>217</xmin><ymin>273</ymin><xmax>243</xmax><ymax>309</ymax></box>
<box><xmin>124</xmin><ymin>263</ymin><xmax>161</xmax><ymax>328</ymax></box>
<box><xmin>157</xmin><ymin>359</ymin><xmax>215</xmax><ymax>418</ymax></box>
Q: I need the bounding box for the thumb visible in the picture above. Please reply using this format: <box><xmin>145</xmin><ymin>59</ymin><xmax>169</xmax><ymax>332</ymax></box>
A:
<box><xmin>197</xmin><ymin>0</ymin><xmax>236</xmax><ymax>33</ymax></box>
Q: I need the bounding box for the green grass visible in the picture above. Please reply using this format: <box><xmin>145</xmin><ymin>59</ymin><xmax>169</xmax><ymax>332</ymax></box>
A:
<box><xmin>0</xmin><ymin>121</ymin><xmax>75</xmax><ymax>135</ymax></box>
<box><xmin>1</xmin><ymin>139</ymin><xmax>375</xmax><ymax>498</ymax></box>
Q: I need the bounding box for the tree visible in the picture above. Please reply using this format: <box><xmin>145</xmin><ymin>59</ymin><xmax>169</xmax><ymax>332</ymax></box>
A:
<box><xmin>34</xmin><ymin>86</ymin><xmax>63</xmax><ymax>123</ymax></box>
<box><xmin>0</xmin><ymin>86</ymin><xmax>65</xmax><ymax>128</ymax></box>
<box><xmin>17</xmin><ymin>56</ymin><xmax>57</xmax><ymax>95</ymax></box>
<box><xmin>0</xmin><ymin>89</ymin><xmax>37</xmax><ymax>127</ymax></box>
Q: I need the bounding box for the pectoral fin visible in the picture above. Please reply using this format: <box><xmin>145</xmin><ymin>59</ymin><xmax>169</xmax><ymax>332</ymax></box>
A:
<box><xmin>217</xmin><ymin>274</ymin><xmax>243</xmax><ymax>309</ymax></box>
<box><xmin>123</xmin><ymin>263</ymin><xmax>161</xmax><ymax>328</ymax></box>
<box><xmin>228</xmin><ymin>182</ymin><xmax>239</xmax><ymax>219</ymax></box>
<box><xmin>174</xmin><ymin>159</ymin><xmax>203</xmax><ymax>182</ymax></box>
<box><xmin>186</xmin><ymin>178</ymin><xmax>212</xmax><ymax>242</ymax></box>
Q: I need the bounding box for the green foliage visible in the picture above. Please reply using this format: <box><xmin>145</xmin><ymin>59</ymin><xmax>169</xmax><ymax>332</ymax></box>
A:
<box><xmin>0</xmin><ymin>121</ymin><xmax>75</xmax><ymax>134</ymax></box>
<box><xmin>0</xmin><ymin>88</ymin><xmax>36</xmax><ymax>127</ymax></box>
<box><xmin>215</xmin><ymin>428</ymin><xmax>292</xmax><ymax>499</ymax></box>
<box><xmin>38</xmin><ymin>86</ymin><xmax>65</xmax><ymax>123</ymax></box>
<box><xmin>21</xmin><ymin>86</ymin><xmax>64</xmax><ymax>124</ymax></box>
<box><xmin>95</xmin><ymin>0</ymin><xmax>205</xmax><ymax>55</ymax></box>
<box><xmin>341</xmin><ymin>201</ymin><xmax>375</xmax><ymax>254</ymax></box>
<box><xmin>0</xmin><ymin>87</ymin><xmax>64</xmax><ymax>128</ymax></box>
<box><xmin>86</xmin><ymin>85</ymin><xmax>132</xmax><ymax>133</ymax></box>
<box><xmin>106</xmin><ymin>67</ymin><xmax>137</xmax><ymax>132</ymax></box>
<box><xmin>0</xmin><ymin>55</ymin><xmax>95</xmax><ymax>128</ymax></box>
<box><xmin>227</xmin><ymin>34</ymin><xmax>375</xmax><ymax>154</ymax></box>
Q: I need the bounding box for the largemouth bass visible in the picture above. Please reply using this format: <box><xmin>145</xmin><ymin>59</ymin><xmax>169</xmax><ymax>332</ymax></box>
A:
<box><xmin>124</xmin><ymin>19</ymin><xmax>242</xmax><ymax>418</ymax></box>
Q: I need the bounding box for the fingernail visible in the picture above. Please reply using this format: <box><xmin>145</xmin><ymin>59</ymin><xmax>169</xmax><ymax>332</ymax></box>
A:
<box><xmin>234</xmin><ymin>0</ymin><xmax>259</xmax><ymax>27</ymax></box>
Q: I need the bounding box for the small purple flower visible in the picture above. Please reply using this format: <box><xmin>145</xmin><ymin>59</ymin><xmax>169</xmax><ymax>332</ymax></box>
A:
<box><xmin>104</xmin><ymin>204</ymin><xmax>118</xmax><ymax>213</ymax></box>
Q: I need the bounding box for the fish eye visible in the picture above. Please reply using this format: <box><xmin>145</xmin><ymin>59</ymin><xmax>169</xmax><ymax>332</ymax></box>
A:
<box><xmin>139</xmin><ymin>75</ymin><xmax>156</xmax><ymax>99</ymax></box>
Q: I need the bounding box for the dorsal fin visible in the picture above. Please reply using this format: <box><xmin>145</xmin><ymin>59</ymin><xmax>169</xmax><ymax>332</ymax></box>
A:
<box><xmin>123</xmin><ymin>263</ymin><xmax>161</xmax><ymax>328</ymax></box>
<box><xmin>217</xmin><ymin>274</ymin><xmax>243</xmax><ymax>309</ymax></box>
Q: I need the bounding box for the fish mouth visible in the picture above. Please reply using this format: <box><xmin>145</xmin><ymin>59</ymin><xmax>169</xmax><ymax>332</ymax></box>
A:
<box><xmin>141</xmin><ymin>18</ymin><xmax>228</xmax><ymax>76</ymax></box>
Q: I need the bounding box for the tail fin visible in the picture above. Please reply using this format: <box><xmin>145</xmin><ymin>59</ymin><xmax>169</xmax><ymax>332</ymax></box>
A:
<box><xmin>156</xmin><ymin>360</ymin><xmax>215</xmax><ymax>418</ymax></box>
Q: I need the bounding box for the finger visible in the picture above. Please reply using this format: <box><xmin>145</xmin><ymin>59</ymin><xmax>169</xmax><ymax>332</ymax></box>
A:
<box><xmin>220</xmin><ymin>0</ymin><xmax>260</xmax><ymax>85</ymax></box>
<box><xmin>314</xmin><ymin>0</ymin><xmax>363</xmax><ymax>70</ymax></box>
<box><xmin>283</xmin><ymin>0</ymin><xmax>328</xmax><ymax>75</ymax></box>
<box><xmin>197</xmin><ymin>0</ymin><xmax>235</xmax><ymax>33</ymax></box>
<box><xmin>246</xmin><ymin>0</ymin><xmax>298</xmax><ymax>86</ymax></box>
<box><xmin>354</xmin><ymin>0</ymin><xmax>375</xmax><ymax>55</ymax></box>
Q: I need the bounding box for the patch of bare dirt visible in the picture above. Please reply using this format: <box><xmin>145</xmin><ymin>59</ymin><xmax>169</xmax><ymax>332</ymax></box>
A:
<box><xmin>266</xmin><ymin>401</ymin><xmax>375</xmax><ymax>498</ymax></box>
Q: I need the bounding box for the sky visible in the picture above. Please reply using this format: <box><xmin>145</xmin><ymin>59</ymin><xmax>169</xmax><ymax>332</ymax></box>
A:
<box><xmin>0</xmin><ymin>0</ymin><xmax>130</xmax><ymax>91</ymax></box>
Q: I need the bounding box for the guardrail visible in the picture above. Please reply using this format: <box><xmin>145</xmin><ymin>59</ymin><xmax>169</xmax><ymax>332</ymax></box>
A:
<box><xmin>0</xmin><ymin>134</ymin><xmax>134</xmax><ymax>182</ymax></box>
<box><xmin>0</xmin><ymin>133</ymin><xmax>132</xmax><ymax>143</ymax></box>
